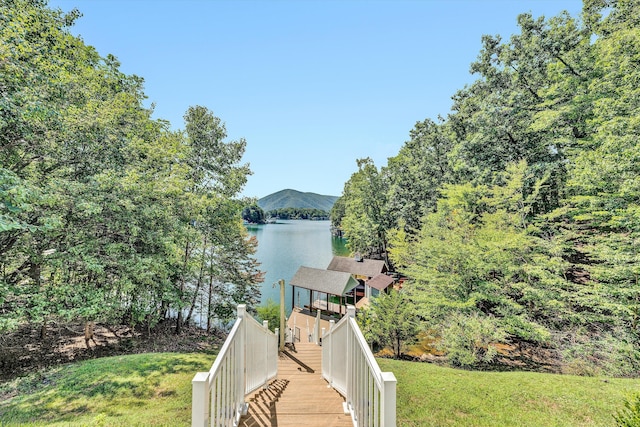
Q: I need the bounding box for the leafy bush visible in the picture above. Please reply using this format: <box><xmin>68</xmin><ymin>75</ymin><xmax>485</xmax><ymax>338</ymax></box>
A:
<box><xmin>358</xmin><ymin>291</ymin><xmax>419</xmax><ymax>358</ymax></box>
<box><xmin>614</xmin><ymin>394</ymin><xmax>640</xmax><ymax>427</ymax></box>
<box><xmin>256</xmin><ymin>299</ymin><xmax>280</xmax><ymax>332</ymax></box>
<box><xmin>561</xmin><ymin>329</ymin><xmax>640</xmax><ymax>377</ymax></box>
<box><xmin>439</xmin><ymin>313</ymin><xmax>506</xmax><ymax>367</ymax></box>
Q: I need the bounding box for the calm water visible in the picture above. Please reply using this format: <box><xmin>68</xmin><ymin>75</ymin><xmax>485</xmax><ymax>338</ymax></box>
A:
<box><xmin>245</xmin><ymin>220</ymin><xmax>349</xmax><ymax>315</ymax></box>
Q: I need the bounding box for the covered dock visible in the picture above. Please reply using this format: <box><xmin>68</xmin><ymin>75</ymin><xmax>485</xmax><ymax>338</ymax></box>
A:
<box><xmin>290</xmin><ymin>266</ymin><xmax>359</xmax><ymax>316</ymax></box>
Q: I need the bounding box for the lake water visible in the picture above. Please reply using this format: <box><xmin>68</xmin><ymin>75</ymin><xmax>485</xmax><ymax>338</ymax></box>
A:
<box><xmin>245</xmin><ymin>220</ymin><xmax>349</xmax><ymax>315</ymax></box>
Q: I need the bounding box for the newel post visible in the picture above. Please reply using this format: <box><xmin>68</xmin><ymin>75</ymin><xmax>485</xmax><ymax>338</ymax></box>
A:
<box><xmin>191</xmin><ymin>371</ymin><xmax>209</xmax><ymax>427</ymax></box>
<box><xmin>381</xmin><ymin>371</ymin><xmax>397</xmax><ymax>427</ymax></box>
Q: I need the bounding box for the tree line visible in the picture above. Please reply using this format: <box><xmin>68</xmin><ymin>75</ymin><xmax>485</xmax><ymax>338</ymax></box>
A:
<box><xmin>333</xmin><ymin>0</ymin><xmax>640</xmax><ymax>376</ymax></box>
<box><xmin>0</xmin><ymin>0</ymin><xmax>263</xmax><ymax>338</ymax></box>
<box><xmin>267</xmin><ymin>207</ymin><xmax>329</xmax><ymax>220</ymax></box>
<box><xmin>242</xmin><ymin>205</ymin><xmax>330</xmax><ymax>222</ymax></box>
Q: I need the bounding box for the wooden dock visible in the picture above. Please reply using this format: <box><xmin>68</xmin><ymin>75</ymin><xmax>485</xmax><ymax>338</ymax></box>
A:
<box><xmin>287</xmin><ymin>307</ymin><xmax>340</xmax><ymax>343</ymax></box>
<box><xmin>239</xmin><ymin>342</ymin><xmax>352</xmax><ymax>427</ymax></box>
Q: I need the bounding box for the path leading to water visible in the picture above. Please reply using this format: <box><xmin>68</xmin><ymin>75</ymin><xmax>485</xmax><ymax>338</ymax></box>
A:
<box><xmin>239</xmin><ymin>342</ymin><xmax>352</xmax><ymax>427</ymax></box>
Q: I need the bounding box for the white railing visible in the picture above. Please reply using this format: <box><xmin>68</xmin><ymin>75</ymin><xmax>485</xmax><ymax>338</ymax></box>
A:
<box><xmin>192</xmin><ymin>304</ymin><xmax>278</xmax><ymax>427</ymax></box>
<box><xmin>322</xmin><ymin>306</ymin><xmax>397</xmax><ymax>427</ymax></box>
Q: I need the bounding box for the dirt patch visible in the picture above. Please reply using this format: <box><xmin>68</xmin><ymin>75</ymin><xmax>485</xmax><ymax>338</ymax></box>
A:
<box><xmin>402</xmin><ymin>335</ymin><xmax>562</xmax><ymax>373</ymax></box>
<box><xmin>494</xmin><ymin>341</ymin><xmax>562</xmax><ymax>373</ymax></box>
<box><xmin>0</xmin><ymin>321</ymin><xmax>223</xmax><ymax>382</ymax></box>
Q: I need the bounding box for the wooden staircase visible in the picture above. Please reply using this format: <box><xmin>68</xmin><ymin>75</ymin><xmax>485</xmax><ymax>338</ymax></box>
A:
<box><xmin>239</xmin><ymin>342</ymin><xmax>352</xmax><ymax>427</ymax></box>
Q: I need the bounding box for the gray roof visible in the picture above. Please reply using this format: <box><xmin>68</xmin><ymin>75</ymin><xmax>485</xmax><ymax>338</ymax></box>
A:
<box><xmin>366</xmin><ymin>273</ymin><xmax>394</xmax><ymax>291</ymax></box>
<box><xmin>290</xmin><ymin>266</ymin><xmax>359</xmax><ymax>296</ymax></box>
<box><xmin>327</xmin><ymin>256</ymin><xmax>388</xmax><ymax>278</ymax></box>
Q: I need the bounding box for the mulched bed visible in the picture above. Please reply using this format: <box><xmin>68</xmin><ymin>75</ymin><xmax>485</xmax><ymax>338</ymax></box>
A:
<box><xmin>0</xmin><ymin>320</ymin><xmax>223</xmax><ymax>382</ymax></box>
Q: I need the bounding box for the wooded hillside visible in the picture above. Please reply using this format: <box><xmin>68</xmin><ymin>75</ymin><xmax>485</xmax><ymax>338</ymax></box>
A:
<box><xmin>332</xmin><ymin>0</ymin><xmax>640</xmax><ymax>376</ymax></box>
<box><xmin>258</xmin><ymin>189</ymin><xmax>338</xmax><ymax>212</ymax></box>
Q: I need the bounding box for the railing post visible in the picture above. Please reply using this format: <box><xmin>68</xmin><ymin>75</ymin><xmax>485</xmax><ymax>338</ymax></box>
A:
<box><xmin>279</xmin><ymin>279</ymin><xmax>286</xmax><ymax>351</ymax></box>
<box><xmin>191</xmin><ymin>372</ymin><xmax>209</xmax><ymax>427</ymax></box>
<box><xmin>345</xmin><ymin>305</ymin><xmax>356</xmax><ymax>414</ymax></box>
<box><xmin>315</xmin><ymin>309</ymin><xmax>321</xmax><ymax>345</ymax></box>
<box><xmin>381</xmin><ymin>372</ymin><xmax>397</xmax><ymax>427</ymax></box>
<box><xmin>237</xmin><ymin>305</ymin><xmax>248</xmax><ymax>417</ymax></box>
<box><xmin>263</xmin><ymin>320</ymin><xmax>269</xmax><ymax>389</ymax></box>
<box><xmin>328</xmin><ymin>319</ymin><xmax>334</xmax><ymax>388</ymax></box>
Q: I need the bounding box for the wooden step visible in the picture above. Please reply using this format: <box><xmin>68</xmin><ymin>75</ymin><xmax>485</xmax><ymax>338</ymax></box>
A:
<box><xmin>239</xmin><ymin>343</ymin><xmax>352</xmax><ymax>427</ymax></box>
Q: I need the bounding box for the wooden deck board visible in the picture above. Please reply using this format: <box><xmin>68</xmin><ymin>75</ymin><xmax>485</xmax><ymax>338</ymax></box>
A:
<box><xmin>239</xmin><ymin>343</ymin><xmax>352</xmax><ymax>427</ymax></box>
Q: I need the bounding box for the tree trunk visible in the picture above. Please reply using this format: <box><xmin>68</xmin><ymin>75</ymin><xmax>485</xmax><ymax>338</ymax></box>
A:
<box><xmin>176</xmin><ymin>241</ymin><xmax>190</xmax><ymax>335</ymax></box>
<box><xmin>207</xmin><ymin>264</ymin><xmax>214</xmax><ymax>333</ymax></box>
<box><xmin>186</xmin><ymin>236</ymin><xmax>207</xmax><ymax>324</ymax></box>
<box><xmin>84</xmin><ymin>321</ymin><xmax>97</xmax><ymax>348</ymax></box>
<box><xmin>30</xmin><ymin>261</ymin><xmax>47</xmax><ymax>340</ymax></box>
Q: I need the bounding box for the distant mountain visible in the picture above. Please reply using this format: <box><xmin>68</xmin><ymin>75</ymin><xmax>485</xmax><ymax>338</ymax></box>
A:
<box><xmin>258</xmin><ymin>189</ymin><xmax>339</xmax><ymax>212</ymax></box>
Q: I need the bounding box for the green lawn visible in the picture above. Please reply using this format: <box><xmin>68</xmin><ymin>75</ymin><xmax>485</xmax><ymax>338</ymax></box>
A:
<box><xmin>0</xmin><ymin>353</ymin><xmax>213</xmax><ymax>427</ymax></box>
<box><xmin>378</xmin><ymin>358</ymin><xmax>640</xmax><ymax>427</ymax></box>
<box><xmin>1</xmin><ymin>353</ymin><xmax>638</xmax><ymax>426</ymax></box>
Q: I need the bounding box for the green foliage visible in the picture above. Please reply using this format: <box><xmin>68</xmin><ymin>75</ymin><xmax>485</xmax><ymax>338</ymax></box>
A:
<box><xmin>0</xmin><ymin>1</ymin><xmax>262</xmax><ymax>335</ymax></box>
<box><xmin>256</xmin><ymin>299</ymin><xmax>280</xmax><ymax>332</ymax></box>
<box><xmin>396</xmin><ymin>163</ymin><xmax>562</xmax><ymax>354</ymax></box>
<box><xmin>266</xmin><ymin>207</ymin><xmax>329</xmax><ymax>220</ymax></box>
<box><xmin>335</xmin><ymin>1</ymin><xmax>640</xmax><ymax>374</ymax></box>
<box><xmin>386</xmin><ymin>119</ymin><xmax>452</xmax><ymax>231</ymax></box>
<box><xmin>560</xmin><ymin>328</ymin><xmax>640</xmax><ymax>377</ymax></box>
<box><xmin>440</xmin><ymin>313</ymin><xmax>506</xmax><ymax>366</ymax></box>
<box><xmin>615</xmin><ymin>393</ymin><xmax>640</xmax><ymax>427</ymax></box>
<box><xmin>340</xmin><ymin>158</ymin><xmax>391</xmax><ymax>262</ymax></box>
<box><xmin>242</xmin><ymin>204</ymin><xmax>266</xmax><ymax>223</ymax></box>
<box><xmin>358</xmin><ymin>290</ymin><xmax>418</xmax><ymax>358</ymax></box>
<box><xmin>329</xmin><ymin>196</ymin><xmax>345</xmax><ymax>228</ymax></box>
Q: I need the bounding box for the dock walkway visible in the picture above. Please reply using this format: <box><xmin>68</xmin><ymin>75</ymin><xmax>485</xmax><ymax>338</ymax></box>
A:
<box><xmin>239</xmin><ymin>342</ymin><xmax>352</xmax><ymax>427</ymax></box>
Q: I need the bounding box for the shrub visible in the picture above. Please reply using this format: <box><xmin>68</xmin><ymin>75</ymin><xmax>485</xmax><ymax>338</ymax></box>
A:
<box><xmin>561</xmin><ymin>328</ymin><xmax>640</xmax><ymax>377</ymax></box>
<box><xmin>614</xmin><ymin>393</ymin><xmax>640</xmax><ymax>427</ymax></box>
<box><xmin>256</xmin><ymin>299</ymin><xmax>280</xmax><ymax>332</ymax></box>
<box><xmin>439</xmin><ymin>313</ymin><xmax>506</xmax><ymax>367</ymax></box>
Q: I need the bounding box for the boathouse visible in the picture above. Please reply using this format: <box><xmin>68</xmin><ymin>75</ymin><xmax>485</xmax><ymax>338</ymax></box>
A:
<box><xmin>289</xmin><ymin>266</ymin><xmax>359</xmax><ymax>316</ymax></box>
<box><xmin>326</xmin><ymin>255</ymin><xmax>393</xmax><ymax>302</ymax></box>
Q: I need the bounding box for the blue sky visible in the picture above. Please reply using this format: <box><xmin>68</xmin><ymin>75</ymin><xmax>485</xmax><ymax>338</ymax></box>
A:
<box><xmin>50</xmin><ymin>0</ymin><xmax>583</xmax><ymax>199</ymax></box>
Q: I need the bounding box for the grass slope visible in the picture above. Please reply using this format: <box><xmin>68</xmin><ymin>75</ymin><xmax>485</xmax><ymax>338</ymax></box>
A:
<box><xmin>1</xmin><ymin>353</ymin><xmax>638</xmax><ymax>426</ymax></box>
<box><xmin>378</xmin><ymin>358</ymin><xmax>640</xmax><ymax>427</ymax></box>
<box><xmin>257</xmin><ymin>189</ymin><xmax>338</xmax><ymax>212</ymax></box>
<box><xmin>0</xmin><ymin>353</ymin><xmax>212</xmax><ymax>427</ymax></box>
